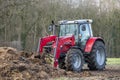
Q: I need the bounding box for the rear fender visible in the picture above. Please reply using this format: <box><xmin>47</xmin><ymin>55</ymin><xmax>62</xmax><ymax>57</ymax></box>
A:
<box><xmin>84</xmin><ymin>37</ymin><xmax>104</xmax><ymax>53</ymax></box>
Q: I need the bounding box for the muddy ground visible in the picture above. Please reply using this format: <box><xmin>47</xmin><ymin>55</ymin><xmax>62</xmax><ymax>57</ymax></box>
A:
<box><xmin>0</xmin><ymin>47</ymin><xmax>119</xmax><ymax>80</ymax></box>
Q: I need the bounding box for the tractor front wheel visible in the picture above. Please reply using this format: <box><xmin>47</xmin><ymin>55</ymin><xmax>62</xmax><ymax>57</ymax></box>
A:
<box><xmin>87</xmin><ymin>41</ymin><xmax>106</xmax><ymax>70</ymax></box>
<box><xmin>65</xmin><ymin>49</ymin><xmax>83</xmax><ymax>72</ymax></box>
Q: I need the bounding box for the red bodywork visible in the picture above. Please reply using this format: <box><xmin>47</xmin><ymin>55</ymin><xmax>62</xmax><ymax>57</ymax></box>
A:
<box><xmin>84</xmin><ymin>37</ymin><xmax>104</xmax><ymax>53</ymax></box>
<box><xmin>38</xmin><ymin>35</ymin><xmax>75</xmax><ymax>68</ymax></box>
<box><xmin>38</xmin><ymin>35</ymin><xmax>104</xmax><ymax>68</ymax></box>
<box><xmin>38</xmin><ymin>35</ymin><xmax>57</xmax><ymax>53</ymax></box>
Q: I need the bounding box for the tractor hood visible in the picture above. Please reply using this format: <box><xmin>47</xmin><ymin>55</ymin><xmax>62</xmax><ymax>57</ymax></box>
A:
<box><xmin>52</xmin><ymin>35</ymin><xmax>75</xmax><ymax>49</ymax></box>
<box><xmin>59</xmin><ymin>35</ymin><xmax>75</xmax><ymax>40</ymax></box>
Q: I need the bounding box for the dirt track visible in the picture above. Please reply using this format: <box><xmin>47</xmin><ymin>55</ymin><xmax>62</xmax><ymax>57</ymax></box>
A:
<box><xmin>0</xmin><ymin>47</ymin><xmax>119</xmax><ymax>80</ymax></box>
<box><xmin>51</xmin><ymin>65</ymin><xmax>120</xmax><ymax>80</ymax></box>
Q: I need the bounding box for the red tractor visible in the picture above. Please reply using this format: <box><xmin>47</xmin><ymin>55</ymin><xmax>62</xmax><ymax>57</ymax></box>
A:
<box><xmin>37</xmin><ymin>19</ymin><xmax>106</xmax><ymax>72</ymax></box>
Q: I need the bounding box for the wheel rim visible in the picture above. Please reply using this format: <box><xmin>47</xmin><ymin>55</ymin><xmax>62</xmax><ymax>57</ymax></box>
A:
<box><xmin>72</xmin><ymin>53</ymin><xmax>81</xmax><ymax>69</ymax></box>
<box><xmin>96</xmin><ymin>47</ymin><xmax>105</xmax><ymax>66</ymax></box>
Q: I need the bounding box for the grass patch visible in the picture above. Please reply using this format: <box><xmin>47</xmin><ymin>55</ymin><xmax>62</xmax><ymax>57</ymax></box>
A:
<box><xmin>107</xmin><ymin>58</ymin><xmax>120</xmax><ymax>65</ymax></box>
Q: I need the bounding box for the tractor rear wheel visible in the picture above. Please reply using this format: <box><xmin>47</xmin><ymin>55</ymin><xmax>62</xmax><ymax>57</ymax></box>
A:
<box><xmin>65</xmin><ymin>49</ymin><xmax>83</xmax><ymax>72</ymax></box>
<box><xmin>87</xmin><ymin>41</ymin><xmax>106</xmax><ymax>70</ymax></box>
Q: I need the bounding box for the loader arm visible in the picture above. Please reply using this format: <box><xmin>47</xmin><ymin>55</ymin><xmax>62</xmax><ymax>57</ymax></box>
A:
<box><xmin>37</xmin><ymin>35</ymin><xmax>57</xmax><ymax>54</ymax></box>
<box><xmin>53</xmin><ymin>35</ymin><xmax>75</xmax><ymax>67</ymax></box>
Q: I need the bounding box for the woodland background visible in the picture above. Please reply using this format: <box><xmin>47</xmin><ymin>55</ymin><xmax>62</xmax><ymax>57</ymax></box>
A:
<box><xmin>0</xmin><ymin>0</ymin><xmax>120</xmax><ymax>57</ymax></box>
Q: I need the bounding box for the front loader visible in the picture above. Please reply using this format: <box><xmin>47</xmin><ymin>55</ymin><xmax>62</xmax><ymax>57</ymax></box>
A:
<box><xmin>37</xmin><ymin>19</ymin><xmax>106</xmax><ymax>72</ymax></box>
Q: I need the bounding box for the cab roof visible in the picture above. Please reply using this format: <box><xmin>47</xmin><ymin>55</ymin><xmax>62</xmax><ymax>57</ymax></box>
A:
<box><xmin>59</xmin><ymin>19</ymin><xmax>93</xmax><ymax>25</ymax></box>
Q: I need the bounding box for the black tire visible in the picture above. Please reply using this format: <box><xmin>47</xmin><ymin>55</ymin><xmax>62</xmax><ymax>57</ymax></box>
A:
<box><xmin>58</xmin><ymin>58</ymin><xmax>66</xmax><ymax>69</ymax></box>
<box><xmin>65</xmin><ymin>49</ymin><xmax>84</xmax><ymax>72</ymax></box>
<box><xmin>87</xmin><ymin>41</ymin><xmax>106</xmax><ymax>70</ymax></box>
<box><xmin>58</xmin><ymin>54</ymin><xmax>66</xmax><ymax>69</ymax></box>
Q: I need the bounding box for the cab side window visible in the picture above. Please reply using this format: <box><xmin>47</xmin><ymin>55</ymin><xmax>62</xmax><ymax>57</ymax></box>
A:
<box><xmin>79</xmin><ymin>24</ymin><xmax>90</xmax><ymax>45</ymax></box>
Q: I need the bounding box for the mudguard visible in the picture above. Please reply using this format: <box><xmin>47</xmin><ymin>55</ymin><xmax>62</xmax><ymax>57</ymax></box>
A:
<box><xmin>84</xmin><ymin>37</ymin><xmax>104</xmax><ymax>53</ymax></box>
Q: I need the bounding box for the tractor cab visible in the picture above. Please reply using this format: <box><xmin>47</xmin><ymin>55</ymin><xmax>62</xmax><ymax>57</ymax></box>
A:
<box><xmin>58</xmin><ymin>19</ymin><xmax>93</xmax><ymax>49</ymax></box>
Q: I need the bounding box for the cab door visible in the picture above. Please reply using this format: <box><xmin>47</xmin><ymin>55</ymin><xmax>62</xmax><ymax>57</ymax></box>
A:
<box><xmin>79</xmin><ymin>24</ymin><xmax>92</xmax><ymax>49</ymax></box>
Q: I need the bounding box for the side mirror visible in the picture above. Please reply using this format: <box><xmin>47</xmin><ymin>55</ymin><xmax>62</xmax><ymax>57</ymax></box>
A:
<box><xmin>48</xmin><ymin>25</ymin><xmax>53</xmax><ymax>31</ymax></box>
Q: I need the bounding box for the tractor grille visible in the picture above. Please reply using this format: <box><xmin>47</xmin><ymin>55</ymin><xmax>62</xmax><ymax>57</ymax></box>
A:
<box><xmin>43</xmin><ymin>46</ymin><xmax>52</xmax><ymax>53</ymax></box>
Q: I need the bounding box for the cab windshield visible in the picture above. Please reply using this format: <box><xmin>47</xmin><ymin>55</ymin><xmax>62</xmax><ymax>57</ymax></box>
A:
<box><xmin>59</xmin><ymin>24</ymin><xmax>78</xmax><ymax>41</ymax></box>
